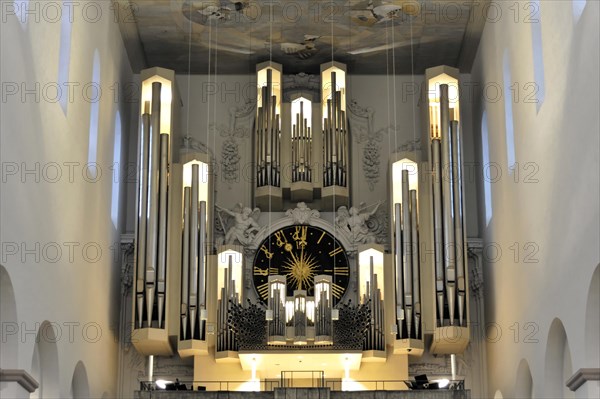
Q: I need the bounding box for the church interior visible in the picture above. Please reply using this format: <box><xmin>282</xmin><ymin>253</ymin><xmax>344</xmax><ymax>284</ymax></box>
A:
<box><xmin>1</xmin><ymin>1</ymin><xmax>599</xmax><ymax>398</ymax></box>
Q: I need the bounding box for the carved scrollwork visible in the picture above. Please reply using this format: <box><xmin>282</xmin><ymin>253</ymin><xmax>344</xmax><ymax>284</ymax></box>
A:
<box><xmin>285</xmin><ymin>202</ymin><xmax>320</xmax><ymax>224</ymax></box>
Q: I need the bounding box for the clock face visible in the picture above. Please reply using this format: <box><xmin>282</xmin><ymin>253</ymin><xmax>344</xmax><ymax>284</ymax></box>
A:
<box><xmin>252</xmin><ymin>225</ymin><xmax>350</xmax><ymax>305</ymax></box>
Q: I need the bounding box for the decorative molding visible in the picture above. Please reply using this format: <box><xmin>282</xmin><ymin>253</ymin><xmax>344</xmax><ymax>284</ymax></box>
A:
<box><xmin>395</xmin><ymin>137</ymin><xmax>421</xmax><ymax>153</ymax></box>
<box><xmin>468</xmin><ymin>238</ymin><xmax>484</xmax><ymax>300</ymax></box>
<box><xmin>0</xmin><ymin>369</ymin><xmax>39</xmax><ymax>393</ymax></box>
<box><xmin>220</xmin><ymin>136</ymin><xmax>241</xmax><ymax>188</ymax></box>
<box><xmin>347</xmin><ymin>99</ymin><xmax>384</xmax><ymax>191</ymax></box>
<box><xmin>566</xmin><ymin>368</ymin><xmax>600</xmax><ymax>392</ymax></box>
<box><xmin>283</xmin><ymin>73</ymin><xmax>320</xmax><ymax>94</ymax></box>
<box><xmin>181</xmin><ymin>136</ymin><xmax>214</xmax><ymax>157</ymax></box>
<box><xmin>285</xmin><ymin>202</ymin><xmax>320</xmax><ymax>224</ymax></box>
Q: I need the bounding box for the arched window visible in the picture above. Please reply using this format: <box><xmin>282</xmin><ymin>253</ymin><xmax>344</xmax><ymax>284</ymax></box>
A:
<box><xmin>503</xmin><ymin>51</ymin><xmax>516</xmax><ymax>172</ymax></box>
<box><xmin>572</xmin><ymin>0</ymin><xmax>586</xmax><ymax>23</ymax></box>
<box><xmin>481</xmin><ymin>111</ymin><xmax>492</xmax><ymax>226</ymax></box>
<box><xmin>531</xmin><ymin>0</ymin><xmax>545</xmax><ymax>111</ymax></box>
<box><xmin>58</xmin><ymin>1</ymin><xmax>73</xmax><ymax>113</ymax></box>
<box><xmin>88</xmin><ymin>51</ymin><xmax>101</xmax><ymax>168</ymax></box>
<box><xmin>111</xmin><ymin>111</ymin><xmax>122</xmax><ymax>229</ymax></box>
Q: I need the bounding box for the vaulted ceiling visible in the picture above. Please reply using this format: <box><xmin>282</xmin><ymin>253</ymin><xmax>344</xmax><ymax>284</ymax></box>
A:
<box><xmin>115</xmin><ymin>0</ymin><xmax>489</xmax><ymax>74</ymax></box>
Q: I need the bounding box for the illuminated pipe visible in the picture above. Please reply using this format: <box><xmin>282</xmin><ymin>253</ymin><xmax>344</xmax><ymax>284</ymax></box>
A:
<box><xmin>402</xmin><ymin>170</ymin><xmax>413</xmax><ymax>338</ymax></box>
<box><xmin>181</xmin><ymin>187</ymin><xmax>190</xmax><ymax>340</ymax></box>
<box><xmin>410</xmin><ymin>190</ymin><xmax>421</xmax><ymax>338</ymax></box>
<box><xmin>189</xmin><ymin>164</ymin><xmax>199</xmax><ymax>338</ymax></box>
<box><xmin>136</xmin><ymin>107</ymin><xmax>150</xmax><ymax>329</ymax></box>
<box><xmin>451</xmin><ymin>121</ymin><xmax>466</xmax><ymax>326</ymax></box>
<box><xmin>198</xmin><ymin>200</ymin><xmax>207</xmax><ymax>338</ymax></box>
<box><xmin>394</xmin><ymin>203</ymin><xmax>404</xmax><ymax>331</ymax></box>
<box><xmin>157</xmin><ymin>133</ymin><xmax>169</xmax><ymax>329</ymax></box>
<box><xmin>144</xmin><ymin>81</ymin><xmax>162</xmax><ymax>327</ymax></box>
<box><xmin>432</xmin><ymin>139</ymin><xmax>445</xmax><ymax>327</ymax></box>
<box><xmin>440</xmin><ymin>84</ymin><xmax>456</xmax><ymax>326</ymax></box>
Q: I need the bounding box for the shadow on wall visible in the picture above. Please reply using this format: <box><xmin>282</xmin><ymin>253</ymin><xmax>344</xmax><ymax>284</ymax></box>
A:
<box><xmin>585</xmin><ymin>264</ymin><xmax>600</xmax><ymax>367</ymax></box>
<box><xmin>30</xmin><ymin>321</ymin><xmax>60</xmax><ymax>399</ymax></box>
<box><xmin>0</xmin><ymin>265</ymin><xmax>18</xmax><ymax>369</ymax></box>
<box><xmin>544</xmin><ymin>318</ymin><xmax>573</xmax><ymax>399</ymax></box>
<box><xmin>514</xmin><ymin>359</ymin><xmax>533</xmax><ymax>399</ymax></box>
<box><xmin>71</xmin><ymin>361</ymin><xmax>90</xmax><ymax>399</ymax></box>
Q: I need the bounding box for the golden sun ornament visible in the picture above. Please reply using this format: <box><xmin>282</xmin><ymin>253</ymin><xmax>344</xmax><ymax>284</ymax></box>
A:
<box><xmin>282</xmin><ymin>248</ymin><xmax>319</xmax><ymax>291</ymax></box>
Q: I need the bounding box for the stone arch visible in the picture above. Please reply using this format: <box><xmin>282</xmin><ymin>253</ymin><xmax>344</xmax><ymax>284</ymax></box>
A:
<box><xmin>70</xmin><ymin>361</ymin><xmax>90</xmax><ymax>398</ymax></box>
<box><xmin>30</xmin><ymin>321</ymin><xmax>60</xmax><ymax>398</ymax></box>
<box><xmin>544</xmin><ymin>318</ymin><xmax>574</xmax><ymax>398</ymax></box>
<box><xmin>514</xmin><ymin>358</ymin><xmax>533</xmax><ymax>398</ymax></box>
<box><xmin>585</xmin><ymin>264</ymin><xmax>600</xmax><ymax>366</ymax></box>
<box><xmin>0</xmin><ymin>264</ymin><xmax>18</xmax><ymax>369</ymax></box>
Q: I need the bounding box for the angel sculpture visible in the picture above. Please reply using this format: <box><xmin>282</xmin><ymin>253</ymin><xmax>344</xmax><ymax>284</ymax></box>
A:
<box><xmin>336</xmin><ymin>201</ymin><xmax>382</xmax><ymax>244</ymax></box>
<box><xmin>215</xmin><ymin>203</ymin><xmax>262</xmax><ymax>246</ymax></box>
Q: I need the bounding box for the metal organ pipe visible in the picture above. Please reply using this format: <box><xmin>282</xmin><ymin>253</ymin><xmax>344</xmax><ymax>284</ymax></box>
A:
<box><xmin>432</xmin><ymin>138</ymin><xmax>445</xmax><ymax>327</ymax></box>
<box><xmin>401</xmin><ymin>170</ymin><xmax>413</xmax><ymax>338</ymax></box>
<box><xmin>440</xmin><ymin>84</ymin><xmax>456</xmax><ymax>326</ymax></box>
<box><xmin>157</xmin><ymin>133</ymin><xmax>169</xmax><ymax>329</ymax></box>
<box><xmin>144</xmin><ymin>82</ymin><xmax>162</xmax><ymax>328</ymax></box>
<box><xmin>189</xmin><ymin>164</ymin><xmax>199</xmax><ymax>339</ymax></box>
<box><xmin>410</xmin><ymin>190</ymin><xmax>421</xmax><ymax>338</ymax></box>
<box><xmin>198</xmin><ymin>200</ymin><xmax>207</xmax><ymax>338</ymax></box>
<box><xmin>394</xmin><ymin>203</ymin><xmax>404</xmax><ymax>332</ymax></box>
<box><xmin>451</xmin><ymin>121</ymin><xmax>467</xmax><ymax>327</ymax></box>
<box><xmin>136</xmin><ymin>106</ymin><xmax>150</xmax><ymax>329</ymax></box>
<box><xmin>255</xmin><ymin>69</ymin><xmax>281</xmax><ymax>188</ymax></box>
<box><xmin>322</xmin><ymin>72</ymin><xmax>348</xmax><ymax>188</ymax></box>
<box><xmin>181</xmin><ymin>187</ymin><xmax>190</xmax><ymax>340</ymax></box>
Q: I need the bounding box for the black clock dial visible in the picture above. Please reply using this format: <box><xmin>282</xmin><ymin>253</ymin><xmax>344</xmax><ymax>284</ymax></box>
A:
<box><xmin>252</xmin><ymin>225</ymin><xmax>350</xmax><ymax>305</ymax></box>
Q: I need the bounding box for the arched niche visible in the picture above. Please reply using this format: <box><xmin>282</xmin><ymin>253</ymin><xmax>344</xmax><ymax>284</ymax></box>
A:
<box><xmin>585</xmin><ymin>264</ymin><xmax>600</xmax><ymax>366</ymax></box>
<box><xmin>544</xmin><ymin>318</ymin><xmax>574</xmax><ymax>398</ymax></box>
<box><xmin>30</xmin><ymin>321</ymin><xmax>60</xmax><ymax>398</ymax></box>
<box><xmin>0</xmin><ymin>264</ymin><xmax>18</xmax><ymax>369</ymax></box>
<box><xmin>70</xmin><ymin>361</ymin><xmax>90</xmax><ymax>399</ymax></box>
<box><xmin>514</xmin><ymin>358</ymin><xmax>533</xmax><ymax>398</ymax></box>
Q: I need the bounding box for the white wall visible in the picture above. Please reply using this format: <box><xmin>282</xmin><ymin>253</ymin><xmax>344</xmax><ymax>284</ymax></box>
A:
<box><xmin>1</xmin><ymin>0</ymin><xmax>134</xmax><ymax>397</ymax></box>
<box><xmin>468</xmin><ymin>0</ymin><xmax>599</xmax><ymax>397</ymax></box>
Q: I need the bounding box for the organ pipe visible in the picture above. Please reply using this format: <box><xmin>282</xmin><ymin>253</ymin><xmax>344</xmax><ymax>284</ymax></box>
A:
<box><xmin>321</xmin><ymin>64</ymin><xmax>348</xmax><ymax>188</ymax></box>
<box><xmin>255</xmin><ymin>66</ymin><xmax>281</xmax><ymax>188</ymax></box>
<box><xmin>292</xmin><ymin>98</ymin><xmax>312</xmax><ymax>183</ymax></box>
<box><xmin>429</xmin><ymin>79</ymin><xmax>467</xmax><ymax>329</ymax></box>
<box><xmin>391</xmin><ymin>159</ymin><xmax>422</xmax><ymax>340</ymax></box>
<box><xmin>134</xmin><ymin>80</ymin><xmax>171</xmax><ymax>331</ymax></box>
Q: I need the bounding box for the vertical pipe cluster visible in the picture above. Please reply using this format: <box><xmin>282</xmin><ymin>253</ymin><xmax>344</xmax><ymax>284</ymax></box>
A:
<box><xmin>268</xmin><ymin>276</ymin><xmax>286</xmax><ymax>342</ymax></box>
<box><xmin>293</xmin><ymin>291</ymin><xmax>307</xmax><ymax>345</ymax></box>
<box><xmin>135</xmin><ymin>82</ymin><xmax>170</xmax><ymax>330</ymax></box>
<box><xmin>292</xmin><ymin>100</ymin><xmax>312</xmax><ymax>182</ymax></box>
<box><xmin>314</xmin><ymin>276</ymin><xmax>332</xmax><ymax>343</ymax></box>
<box><xmin>362</xmin><ymin>256</ymin><xmax>385</xmax><ymax>351</ymax></box>
<box><xmin>394</xmin><ymin>173</ymin><xmax>421</xmax><ymax>339</ymax></box>
<box><xmin>217</xmin><ymin>255</ymin><xmax>240</xmax><ymax>352</ymax></box>
<box><xmin>180</xmin><ymin>162</ymin><xmax>208</xmax><ymax>341</ymax></box>
<box><xmin>322</xmin><ymin>72</ymin><xmax>348</xmax><ymax>187</ymax></box>
<box><xmin>255</xmin><ymin>69</ymin><xmax>281</xmax><ymax>188</ymax></box>
<box><xmin>431</xmin><ymin>84</ymin><xmax>467</xmax><ymax>327</ymax></box>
